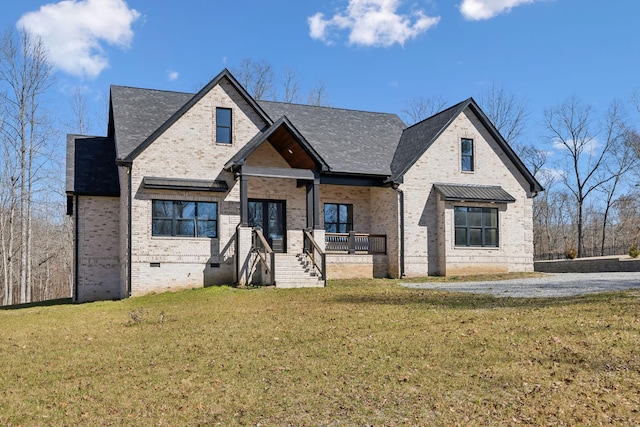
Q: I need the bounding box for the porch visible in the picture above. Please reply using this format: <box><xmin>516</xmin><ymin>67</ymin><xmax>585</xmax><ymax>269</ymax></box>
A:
<box><xmin>244</xmin><ymin>227</ymin><xmax>389</xmax><ymax>287</ymax></box>
<box><xmin>226</xmin><ymin>118</ymin><xmax>398</xmax><ymax>287</ymax></box>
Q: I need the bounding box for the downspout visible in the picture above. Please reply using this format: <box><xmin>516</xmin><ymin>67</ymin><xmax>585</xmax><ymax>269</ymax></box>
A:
<box><xmin>393</xmin><ymin>186</ymin><xmax>405</xmax><ymax>277</ymax></box>
<box><xmin>127</xmin><ymin>165</ymin><xmax>132</xmax><ymax>297</ymax></box>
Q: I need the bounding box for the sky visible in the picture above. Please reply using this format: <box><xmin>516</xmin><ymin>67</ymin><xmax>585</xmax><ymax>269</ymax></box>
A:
<box><xmin>2</xmin><ymin>0</ymin><xmax>640</xmax><ymax>143</ymax></box>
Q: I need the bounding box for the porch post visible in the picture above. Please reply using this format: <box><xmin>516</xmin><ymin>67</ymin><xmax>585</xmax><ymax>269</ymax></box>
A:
<box><xmin>306</xmin><ymin>176</ymin><xmax>321</xmax><ymax>229</ymax></box>
<box><xmin>313</xmin><ymin>177</ymin><xmax>320</xmax><ymax>229</ymax></box>
<box><xmin>240</xmin><ymin>173</ymin><xmax>248</xmax><ymax>227</ymax></box>
<box><xmin>306</xmin><ymin>182</ymin><xmax>314</xmax><ymax>229</ymax></box>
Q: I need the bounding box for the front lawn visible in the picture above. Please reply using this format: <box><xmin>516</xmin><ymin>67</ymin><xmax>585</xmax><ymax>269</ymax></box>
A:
<box><xmin>1</xmin><ymin>278</ymin><xmax>638</xmax><ymax>425</ymax></box>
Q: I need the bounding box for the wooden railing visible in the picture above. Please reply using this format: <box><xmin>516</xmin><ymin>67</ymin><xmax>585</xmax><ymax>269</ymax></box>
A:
<box><xmin>252</xmin><ymin>228</ymin><xmax>275</xmax><ymax>284</ymax></box>
<box><xmin>303</xmin><ymin>230</ymin><xmax>326</xmax><ymax>281</ymax></box>
<box><xmin>325</xmin><ymin>232</ymin><xmax>386</xmax><ymax>254</ymax></box>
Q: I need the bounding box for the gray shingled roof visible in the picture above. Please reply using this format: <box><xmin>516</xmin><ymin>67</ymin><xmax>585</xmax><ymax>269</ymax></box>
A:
<box><xmin>105</xmin><ymin>73</ymin><xmax>540</xmax><ymax>192</ymax></box>
<box><xmin>66</xmin><ymin>135</ymin><xmax>120</xmax><ymax>196</ymax></box>
<box><xmin>108</xmin><ymin>82</ymin><xmax>406</xmax><ymax>176</ymax></box>
<box><xmin>259</xmin><ymin>101</ymin><xmax>406</xmax><ymax>176</ymax></box>
<box><xmin>391</xmin><ymin>99</ymin><xmax>468</xmax><ymax>182</ymax></box>
<box><xmin>110</xmin><ymin>86</ymin><xmax>192</xmax><ymax>161</ymax></box>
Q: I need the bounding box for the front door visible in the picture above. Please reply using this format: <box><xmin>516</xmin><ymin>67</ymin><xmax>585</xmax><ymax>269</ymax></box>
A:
<box><xmin>248</xmin><ymin>200</ymin><xmax>286</xmax><ymax>253</ymax></box>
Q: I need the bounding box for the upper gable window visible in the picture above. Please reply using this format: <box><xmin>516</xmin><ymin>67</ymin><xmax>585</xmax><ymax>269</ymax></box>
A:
<box><xmin>216</xmin><ymin>108</ymin><xmax>232</xmax><ymax>144</ymax></box>
<box><xmin>461</xmin><ymin>138</ymin><xmax>474</xmax><ymax>172</ymax></box>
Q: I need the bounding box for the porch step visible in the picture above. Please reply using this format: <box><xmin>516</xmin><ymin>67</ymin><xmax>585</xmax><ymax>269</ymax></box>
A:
<box><xmin>274</xmin><ymin>253</ymin><xmax>325</xmax><ymax>288</ymax></box>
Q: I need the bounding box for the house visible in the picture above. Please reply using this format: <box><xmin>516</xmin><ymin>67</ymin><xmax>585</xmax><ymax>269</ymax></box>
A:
<box><xmin>66</xmin><ymin>69</ymin><xmax>543</xmax><ymax>302</ymax></box>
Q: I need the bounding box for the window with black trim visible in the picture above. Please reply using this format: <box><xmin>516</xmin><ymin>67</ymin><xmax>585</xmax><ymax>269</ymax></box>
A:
<box><xmin>152</xmin><ymin>200</ymin><xmax>217</xmax><ymax>238</ymax></box>
<box><xmin>216</xmin><ymin>108</ymin><xmax>232</xmax><ymax>144</ymax></box>
<box><xmin>461</xmin><ymin>138</ymin><xmax>474</xmax><ymax>171</ymax></box>
<box><xmin>454</xmin><ymin>206</ymin><xmax>498</xmax><ymax>247</ymax></box>
<box><xmin>324</xmin><ymin>203</ymin><xmax>353</xmax><ymax>233</ymax></box>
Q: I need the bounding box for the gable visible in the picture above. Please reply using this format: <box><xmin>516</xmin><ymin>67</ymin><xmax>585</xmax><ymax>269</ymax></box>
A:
<box><xmin>113</xmin><ymin>69</ymin><xmax>272</xmax><ymax>164</ymax></box>
<box><xmin>131</xmin><ymin>80</ymin><xmax>272</xmax><ymax>181</ymax></box>
<box><xmin>390</xmin><ymin>98</ymin><xmax>542</xmax><ymax>193</ymax></box>
<box><xmin>225</xmin><ymin>116</ymin><xmax>329</xmax><ymax>172</ymax></box>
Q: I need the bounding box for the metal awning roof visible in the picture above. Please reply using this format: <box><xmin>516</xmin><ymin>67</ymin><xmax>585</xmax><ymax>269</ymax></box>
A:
<box><xmin>434</xmin><ymin>183</ymin><xmax>516</xmax><ymax>203</ymax></box>
<box><xmin>143</xmin><ymin>177</ymin><xmax>229</xmax><ymax>192</ymax></box>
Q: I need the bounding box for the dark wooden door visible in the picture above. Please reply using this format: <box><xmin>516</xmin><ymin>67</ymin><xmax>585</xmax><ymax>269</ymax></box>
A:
<box><xmin>248</xmin><ymin>200</ymin><xmax>286</xmax><ymax>253</ymax></box>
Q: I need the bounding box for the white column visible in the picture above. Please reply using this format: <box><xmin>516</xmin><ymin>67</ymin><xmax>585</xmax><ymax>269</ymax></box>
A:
<box><xmin>237</xmin><ymin>226</ymin><xmax>253</xmax><ymax>286</ymax></box>
<box><xmin>312</xmin><ymin>228</ymin><xmax>326</xmax><ymax>252</ymax></box>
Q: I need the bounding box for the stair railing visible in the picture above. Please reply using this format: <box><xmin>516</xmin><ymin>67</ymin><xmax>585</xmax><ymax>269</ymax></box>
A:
<box><xmin>252</xmin><ymin>228</ymin><xmax>275</xmax><ymax>285</ymax></box>
<box><xmin>303</xmin><ymin>229</ymin><xmax>326</xmax><ymax>282</ymax></box>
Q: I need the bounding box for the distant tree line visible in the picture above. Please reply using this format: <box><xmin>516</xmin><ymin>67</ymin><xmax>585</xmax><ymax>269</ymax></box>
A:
<box><xmin>232</xmin><ymin>58</ymin><xmax>331</xmax><ymax>106</ymax></box>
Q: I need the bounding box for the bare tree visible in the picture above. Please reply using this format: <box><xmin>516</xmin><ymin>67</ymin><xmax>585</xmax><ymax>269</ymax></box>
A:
<box><xmin>479</xmin><ymin>83</ymin><xmax>529</xmax><ymax>146</ymax></box>
<box><xmin>401</xmin><ymin>95</ymin><xmax>447</xmax><ymax>125</ymax></box>
<box><xmin>0</xmin><ymin>138</ymin><xmax>18</xmax><ymax>305</ymax></box>
<box><xmin>545</xmin><ymin>97</ymin><xmax>622</xmax><ymax>257</ymax></box>
<box><xmin>231</xmin><ymin>59</ymin><xmax>331</xmax><ymax>106</ymax></box>
<box><xmin>597</xmin><ymin>124</ymin><xmax>639</xmax><ymax>255</ymax></box>
<box><xmin>233</xmin><ymin>58</ymin><xmax>275</xmax><ymax>101</ymax></box>
<box><xmin>632</xmin><ymin>88</ymin><xmax>640</xmax><ymax>114</ymax></box>
<box><xmin>281</xmin><ymin>68</ymin><xmax>301</xmax><ymax>103</ymax></box>
<box><xmin>0</xmin><ymin>28</ymin><xmax>54</xmax><ymax>304</ymax></box>
<box><xmin>69</xmin><ymin>86</ymin><xmax>91</xmax><ymax>134</ymax></box>
<box><xmin>307</xmin><ymin>81</ymin><xmax>330</xmax><ymax>107</ymax></box>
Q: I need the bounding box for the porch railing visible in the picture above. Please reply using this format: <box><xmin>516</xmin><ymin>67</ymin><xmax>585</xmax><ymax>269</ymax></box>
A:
<box><xmin>303</xmin><ymin>230</ymin><xmax>326</xmax><ymax>282</ymax></box>
<box><xmin>325</xmin><ymin>232</ymin><xmax>387</xmax><ymax>254</ymax></box>
<box><xmin>252</xmin><ymin>228</ymin><xmax>275</xmax><ymax>285</ymax></box>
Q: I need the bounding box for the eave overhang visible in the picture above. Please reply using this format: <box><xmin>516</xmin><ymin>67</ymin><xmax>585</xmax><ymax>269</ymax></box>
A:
<box><xmin>225</xmin><ymin>116</ymin><xmax>329</xmax><ymax>173</ymax></box>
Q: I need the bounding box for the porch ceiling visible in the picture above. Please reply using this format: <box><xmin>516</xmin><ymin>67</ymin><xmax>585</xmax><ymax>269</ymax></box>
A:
<box><xmin>268</xmin><ymin>126</ymin><xmax>317</xmax><ymax>170</ymax></box>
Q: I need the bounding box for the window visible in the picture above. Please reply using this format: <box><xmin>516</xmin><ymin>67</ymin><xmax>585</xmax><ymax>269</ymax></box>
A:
<box><xmin>152</xmin><ymin>200</ymin><xmax>217</xmax><ymax>238</ymax></box>
<box><xmin>324</xmin><ymin>203</ymin><xmax>353</xmax><ymax>233</ymax></box>
<box><xmin>216</xmin><ymin>108</ymin><xmax>232</xmax><ymax>144</ymax></box>
<box><xmin>454</xmin><ymin>206</ymin><xmax>498</xmax><ymax>247</ymax></box>
<box><xmin>461</xmin><ymin>138</ymin><xmax>474</xmax><ymax>171</ymax></box>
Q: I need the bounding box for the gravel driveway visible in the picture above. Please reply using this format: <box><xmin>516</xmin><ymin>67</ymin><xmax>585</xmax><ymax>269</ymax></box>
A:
<box><xmin>400</xmin><ymin>272</ymin><xmax>640</xmax><ymax>298</ymax></box>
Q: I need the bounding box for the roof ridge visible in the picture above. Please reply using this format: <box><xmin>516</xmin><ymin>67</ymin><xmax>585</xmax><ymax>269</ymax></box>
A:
<box><xmin>402</xmin><ymin>97</ymin><xmax>472</xmax><ymax>131</ymax></box>
<box><xmin>259</xmin><ymin>99</ymin><xmax>402</xmax><ymax>117</ymax></box>
<box><xmin>111</xmin><ymin>84</ymin><xmax>195</xmax><ymax>96</ymax></box>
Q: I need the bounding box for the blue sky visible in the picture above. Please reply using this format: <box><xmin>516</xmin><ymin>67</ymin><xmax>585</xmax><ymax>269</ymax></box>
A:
<box><xmin>3</xmin><ymin>0</ymin><xmax>640</xmax><ymax>141</ymax></box>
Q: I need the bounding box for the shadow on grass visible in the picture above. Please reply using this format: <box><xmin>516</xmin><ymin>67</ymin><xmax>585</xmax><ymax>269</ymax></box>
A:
<box><xmin>331</xmin><ymin>286</ymin><xmax>633</xmax><ymax>310</ymax></box>
<box><xmin>0</xmin><ymin>298</ymin><xmax>74</xmax><ymax>311</ymax></box>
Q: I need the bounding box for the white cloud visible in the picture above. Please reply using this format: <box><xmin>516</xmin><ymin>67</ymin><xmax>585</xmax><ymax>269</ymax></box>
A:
<box><xmin>308</xmin><ymin>0</ymin><xmax>440</xmax><ymax>47</ymax></box>
<box><xmin>17</xmin><ymin>0</ymin><xmax>141</xmax><ymax>79</ymax></box>
<box><xmin>459</xmin><ymin>0</ymin><xmax>540</xmax><ymax>21</ymax></box>
<box><xmin>167</xmin><ymin>70</ymin><xmax>179</xmax><ymax>81</ymax></box>
<box><xmin>537</xmin><ymin>167</ymin><xmax>564</xmax><ymax>185</ymax></box>
<box><xmin>552</xmin><ymin>137</ymin><xmax>600</xmax><ymax>157</ymax></box>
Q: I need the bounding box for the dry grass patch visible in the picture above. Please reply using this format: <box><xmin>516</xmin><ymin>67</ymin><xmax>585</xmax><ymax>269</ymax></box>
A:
<box><xmin>1</xmin><ymin>279</ymin><xmax>639</xmax><ymax>425</ymax></box>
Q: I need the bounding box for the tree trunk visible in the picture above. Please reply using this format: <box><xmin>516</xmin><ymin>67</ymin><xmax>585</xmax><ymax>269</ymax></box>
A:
<box><xmin>577</xmin><ymin>201</ymin><xmax>584</xmax><ymax>258</ymax></box>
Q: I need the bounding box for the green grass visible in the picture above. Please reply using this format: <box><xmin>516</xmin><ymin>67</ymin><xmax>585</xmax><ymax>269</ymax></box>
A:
<box><xmin>1</xmin><ymin>277</ymin><xmax>639</xmax><ymax>425</ymax></box>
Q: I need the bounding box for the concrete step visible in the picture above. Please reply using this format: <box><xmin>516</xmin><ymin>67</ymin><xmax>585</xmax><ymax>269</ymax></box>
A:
<box><xmin>274</xmin><ymin>253</ymin><xmax>325</xmax><ymax>288</ymax></box>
